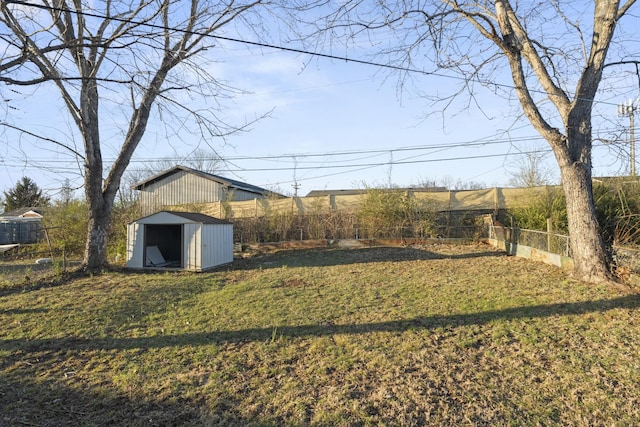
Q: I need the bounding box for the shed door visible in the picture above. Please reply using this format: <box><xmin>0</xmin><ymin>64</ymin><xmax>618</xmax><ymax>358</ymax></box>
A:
<box><xmin>143</xmin><ymin>224</ymin><xmax>183</xmax><ymax>268</ymax></box>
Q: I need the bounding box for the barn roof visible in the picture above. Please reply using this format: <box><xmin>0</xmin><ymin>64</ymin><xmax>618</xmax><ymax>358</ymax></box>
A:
<box><xmin>132</xmin><ymin>165</ymin><xmax>277</xmax><ymax>197</ymax></box>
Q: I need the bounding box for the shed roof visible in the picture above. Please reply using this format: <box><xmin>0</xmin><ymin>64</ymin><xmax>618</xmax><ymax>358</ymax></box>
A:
<box><xmin>0</xmin><ymin>207</ymin><xmax>44</xmax><ymax>218</ymax></box>
<box><xmin>132</xmin><ymin>210</ymin><xmax>232</xmax><ymax>225</ymax></box>
<box><xmin>132</xmin><ymin>165</ymin><xmax>278</xmax><ymax>197</ymax></box>
<box><xmin>167</xmin><ymin>211</ymin><xmax>232</xmax><ymax>225</ymax></box>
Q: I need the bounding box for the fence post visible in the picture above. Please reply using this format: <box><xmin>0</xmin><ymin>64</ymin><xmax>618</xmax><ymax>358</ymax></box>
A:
<box><xmin>546</xmin><ymin>217</ymin><xmax>553</xmax><ymax>252</ymax></box>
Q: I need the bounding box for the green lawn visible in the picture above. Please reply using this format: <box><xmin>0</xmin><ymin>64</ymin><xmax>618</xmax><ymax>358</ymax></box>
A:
<box><xmin>1</xmin><ymin>243</ymin><xmax>639</xmax><ymax>426</ymax></box>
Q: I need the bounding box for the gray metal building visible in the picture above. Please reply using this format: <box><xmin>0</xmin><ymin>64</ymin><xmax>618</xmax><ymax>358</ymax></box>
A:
<box><xmin>133</xmin><ymin>165</ymin><xmax>279</xmax><ymax>215</ymax></box>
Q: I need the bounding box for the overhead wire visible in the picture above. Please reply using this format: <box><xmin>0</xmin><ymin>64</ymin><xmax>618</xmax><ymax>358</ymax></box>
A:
<box><xmin>2</xmin><ymin>0</ymin><xmax>634</xmax><ymax>108</ymax></box>
<box><xmin>1</xmin><ymin>0</ymin><xmax>637</xmax><ymax>189</ymax></box>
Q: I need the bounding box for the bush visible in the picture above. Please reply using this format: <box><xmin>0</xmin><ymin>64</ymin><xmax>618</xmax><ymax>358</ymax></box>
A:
<box><xmin>357</xmin><ymin>189</ymin><xmax>437</xmax><ymax>239</ymax></box>
<box><xmin>38</xmin><ymin>198</ymin><xmax>140</xmax><ymax>264</ymax></box>
<box><xmin>506</xmin><ymin>187</ymin><xmax>567</xmax><ymax>234</ymax></box>
<box><xmin>593</xmin><ymin>179</ymin><xmax>640</xmax><ymax>246</ymax></box>
<box><xmin>41</xmin><ymin>200</ymin><xmax>89</xmax><ymax>258</ymax></box>
<box><xmin>506</xmin><ymin>179</ymin><xmax>640</xmax><ymax>247</ymax></box>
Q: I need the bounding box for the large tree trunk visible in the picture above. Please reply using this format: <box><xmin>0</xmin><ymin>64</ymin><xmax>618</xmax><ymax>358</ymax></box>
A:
<box><xmin>554</xmin><ymin>100</ymin><xmax>615</xmax><ymax>284</ymax></box>
<box><xmin>558</xmin><ymin>160</ymin><xmax>612</xmax><ymax>283</ymax></box>
<box><xmin>81</xmin><ymin>73</ymin><xmax>113</xmax><ymax>272</ymax></box>
<box><xmin>490</xmin><ymin>0</ymin><xmax>622</xmax><ymax>284</ymax></box>
<box><xmin>84</xmin><ymin>194</ymin><xmax>114</xmax><ymax>271</ymax></box>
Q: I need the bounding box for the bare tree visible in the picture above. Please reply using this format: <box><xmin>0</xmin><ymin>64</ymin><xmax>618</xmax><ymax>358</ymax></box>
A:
<box><xmin>142</xmin><ymin>148</ymin><xmax>222</xmax><ymax>175</ymax></box>
<box><xmin>507</xmin><ymin>149</ymin><xmax>556</xmax><ymax>188</ymax></box>
<box><xmin>0</xmin><ymin>0</ymin><xmax>285</xmax><ymax>271</ymax></box>
<box><xmin>308</xmin><ymin>0</ymin><xmax>637</xmax><ymax>284</ymax></box>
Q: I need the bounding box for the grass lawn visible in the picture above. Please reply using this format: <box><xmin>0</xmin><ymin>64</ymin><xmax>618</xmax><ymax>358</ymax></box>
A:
<box><xmin>1</xmin><ymin>243</ymin><xmax>639</xmax><ymax>426</ymax></box>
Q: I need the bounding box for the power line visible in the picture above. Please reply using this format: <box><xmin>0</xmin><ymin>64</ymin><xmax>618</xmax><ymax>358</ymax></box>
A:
<box><xmin>0</xmin><ymin>132</ymin><xmax>625</xmax><ymax>172</ymax></box>
<box><xmin>0</xmin><ymin>0</ymin><xmax>466</xmax><ymax>83</ymax></box>
<box><xmin>3</xmin><ymin>0</ymin><xmax>631</xmax><ymax>108</ymax></box>
<box><xmin>0</xmin><ymin>134</ymin><xmax>541</xmax><ymax>164</ymax></box>
<box><xmin>2</xmin><ymin>0</ymin><xmax>637</xmax><ymax>191</ymax></box>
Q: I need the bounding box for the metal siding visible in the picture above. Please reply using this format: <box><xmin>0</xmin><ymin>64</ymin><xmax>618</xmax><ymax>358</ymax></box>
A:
<box><xmin>231</xmin><ymin>189</ymin><xmax>261</xmax><ymax>201</ymax></box>
<box><xmin>203</xmin><ymin>224</ymin><xmax>234</xmax><ymax>267</ymax></box>
<box><xmin>140</xmin><ymin>170</ymin><xmax>225</xmax><ymax>214</ymax></box>
<box><xmin>126</xmin><ymin>223</ymin><xmax>144</xmax><ymax>268</ymax></box>
<box><xmin>219</xmin><ymin>225</ymin><xmax>234</xmax><ymax>264</ymax></box>
<box><xmin>184</xmin><ymin>223</ymin><xmax>201</xmax><ymax>271</ymax></box>
<box><xmin>202</xmin><ymin>224</ymin><xmax>217</xmax><ymax>268</ymax></box>
<box><xmin>178</xmin><ymin>171</ymin><xmax>222</xmax><ymax>204</ymax></box>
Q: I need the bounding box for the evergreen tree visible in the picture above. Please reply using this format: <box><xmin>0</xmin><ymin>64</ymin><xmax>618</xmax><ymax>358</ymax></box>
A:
<box><xmin>3</xmin><ymin>177</ymin><xmax>50</xmax><ymax>212</ymax></box>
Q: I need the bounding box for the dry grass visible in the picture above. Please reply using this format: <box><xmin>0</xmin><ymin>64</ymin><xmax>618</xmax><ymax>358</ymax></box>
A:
<box><xmin>1</xmin><ymin>243</ymin><xmax>639</xmax><ymax>426</ymax></box>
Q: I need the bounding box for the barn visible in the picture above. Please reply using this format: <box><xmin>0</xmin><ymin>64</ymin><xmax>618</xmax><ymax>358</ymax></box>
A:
<box><xmin>132</xmin><ymin>165</ymin><xmax>282</xmax><ymax>215</ymax></box>
<box><xmin>126</xmin><ymin>211</ymin><xmax>233</xmax><ymax>272</ymax></box>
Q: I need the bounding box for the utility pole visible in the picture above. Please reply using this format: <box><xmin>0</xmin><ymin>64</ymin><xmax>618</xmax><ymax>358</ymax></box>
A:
<box><xmin>617</xmin><ymin>98</ymin><xmax>639</xmax><ymax>176</ymax></box>
<box><xmin>292</xmin><ymin>155</ymin><xmax>300</xmax><ymax>197</ymax></box>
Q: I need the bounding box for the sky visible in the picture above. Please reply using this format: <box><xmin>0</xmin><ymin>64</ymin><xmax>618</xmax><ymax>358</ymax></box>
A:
<box><xmin>1</xmin><ymin>3</ymin><xmax>638</xmax><ymax>201</ymax></box>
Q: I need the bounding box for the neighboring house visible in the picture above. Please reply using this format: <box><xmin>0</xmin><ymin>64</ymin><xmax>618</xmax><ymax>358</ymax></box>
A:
<box><xmin>133</xmin><ymin>165</ymin><xmax>281</xmax><ymax>215</ymax></box>
<box><xmin>0</xmin><ymin>207</ymin><xmax>43</xmax><ymax>245</ymax></box>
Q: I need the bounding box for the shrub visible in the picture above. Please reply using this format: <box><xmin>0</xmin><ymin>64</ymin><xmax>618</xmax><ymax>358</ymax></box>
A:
<box><xmin>357</xmin><ymin>189</ymin><xmax>437</xmax><ymax>239</ymax></box>
<box><xmin>41</xmin><ymin>200</ymin><xmax>89</xmax><ymax>258</ymax></box>
<box><xmin>506</xmin><ymin>179</ymin><xmax>640</xmax><ymax>247</ymax></box>
<box><xmin>506</xmin><ymin>187</ymin><xmax>567</xmax><ymax>234</ymax></box>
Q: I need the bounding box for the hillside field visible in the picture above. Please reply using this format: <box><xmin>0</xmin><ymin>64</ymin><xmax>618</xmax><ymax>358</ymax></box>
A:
<box><xmin>1</xmin><ymin>243</ymin><xmax>639</xmax><ymax>426</ymax></box>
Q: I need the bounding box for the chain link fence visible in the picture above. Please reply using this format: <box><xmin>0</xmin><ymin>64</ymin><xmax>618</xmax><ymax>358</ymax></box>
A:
<box><xmin>489</xmin><ymin>224</ymin><xmax>570</xmax><ymax>257</ymax></box>
<box><xmin>233</xmin><ymin>214</ymin><xmax>491</xmax><ymax>244</ymax></box>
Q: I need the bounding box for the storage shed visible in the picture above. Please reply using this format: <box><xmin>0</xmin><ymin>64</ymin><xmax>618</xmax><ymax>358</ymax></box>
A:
<box><xmin>126</xmin><ymin>211</ymin><xmax>233</xmax><ymax>272</ymax></box>
<box><xmin>0</xmin><ymin>207</ymin><xmax>44</xmax><ymax>245</ymax></box>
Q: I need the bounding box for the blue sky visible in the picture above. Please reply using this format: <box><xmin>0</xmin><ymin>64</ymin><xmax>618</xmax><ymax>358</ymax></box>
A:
<box><xmin>128</xmin><ymin>43</ymin><xmax>637</xmax><ymax>196</ymax></box>
<box><xmin>1</xmin><ymin>5</ymin><xmax>638</xmax><ymax>200</ymax></box>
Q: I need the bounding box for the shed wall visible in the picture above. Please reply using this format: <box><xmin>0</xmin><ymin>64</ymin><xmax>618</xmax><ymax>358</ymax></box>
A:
<box><xmin>184</xmin><ymin>223</ymin><xmax>201</xmax><ymax>271</ymax></box>
<box><xmin>201</xmin><ymin>224</ymin><xmax>234</xmax><ymax>269</ymax></box>
<box><xmin>126</xmin><ymin>222</ymin><xmax>144</xmax><ymax>268</ymax></box>
<box><xmin>138</xmin><ymin>170</ymin><xmax>224</xmax><ymax>214</ymax></box>
<box><xmin>0</xmin><ymin>220</ymin><xmax>40</xmax><ymax>244</ymax></box>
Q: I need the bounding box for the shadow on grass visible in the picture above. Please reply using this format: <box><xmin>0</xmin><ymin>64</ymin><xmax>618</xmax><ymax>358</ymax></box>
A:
<box><xmin>0</xmin><ymin>371</ymin><xmax>257</xmax><ymax>426</ymax></box>
<box><xmin>4</xmin><ymin>294</ymin><xmax>639</xmax><ymax>353</ymax></box>
<box><xmin>232</xmin><ymin>245</ymin><xmax>506</xmax><ymax>270</ymax></box>
<box><xmin>0</xmin><ymin>265</ymin><xmax>86</xmax><ymax>297</ymax></box>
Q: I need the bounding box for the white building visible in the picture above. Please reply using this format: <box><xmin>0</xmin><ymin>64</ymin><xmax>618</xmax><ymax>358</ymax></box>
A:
<box><xmin>126</xmin><ymin>211</ymin><xmax>233</xmax><ymax>272</ymax></box>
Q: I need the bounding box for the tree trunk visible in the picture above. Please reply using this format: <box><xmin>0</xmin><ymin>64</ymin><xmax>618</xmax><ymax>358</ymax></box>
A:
<box><xmin>557</xmin><ymin>152</ymin><xmax>613</xmax><ymax>284</ymax></box>
<box><xmin>81</xmin><ymin>72</ymin><xmax>113</xmax><ymax>272</ymax></box>
<box><xmin>83</xmin><ymin>192</ymin><xmax>114</xmax><ymax>272</ymax></box>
